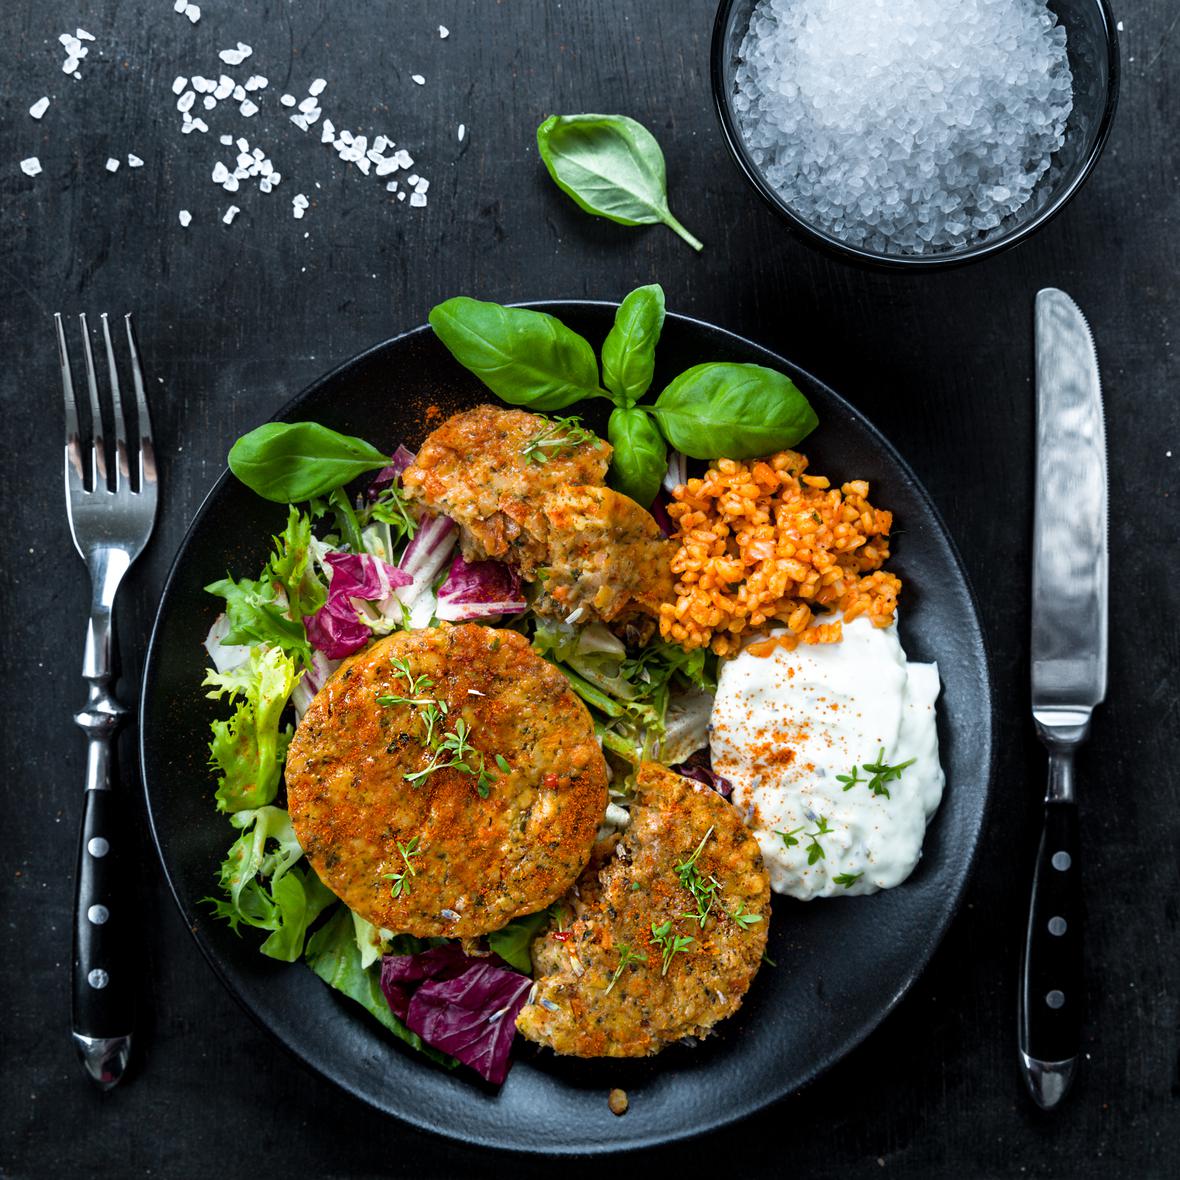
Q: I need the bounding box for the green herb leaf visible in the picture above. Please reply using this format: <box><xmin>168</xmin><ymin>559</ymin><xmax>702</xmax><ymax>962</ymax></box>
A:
<box><xmin>860</xmin><ymin>748</ymin><xmax>917</xmax><ymax>799</ymax></box>
<box><xmin>604</xmin><ymin>944</ymin><xmax>648</xmax><ymax>995</ymax></box>
<box><xmin>228</xmin><ymin>422</ymin><xmax>392</xmax><ymax>502</ymax></box>
<box><xmin>429</xmin><ymin>296</ymin><xmax>607</xmax><ymax>410</ymax></box>
<box><xmin>521</xmin><ymin>415</ymin><xmax>596</xmax><ymax>464</ymax></box>
<box><xmin>652</xmin><ymin>363</ymin><xmax>818</xmax><ymax>460</ymax></box>
<box><xmin>602</xmin><ymin>284</ymin><xmax>666</xmax><ymax>405</ymax></box>
<box><xmin>607</xmin><ymin>406</ymin><xmax>667</xmax><ymax>507</ymax></box>
<box><xmin>536</xmin><ymin>114</ymin><xmax>703</xmax><ymax>251</ymax></box>
<box><xmin>833</xmin><ymin>872</ymin><xmax>864</xmax><ymax>888</ymax></box>
<box><xmin>487</xmin><ymin>908</ymin><xmax>551</xmax><ymax>974</ymax></box>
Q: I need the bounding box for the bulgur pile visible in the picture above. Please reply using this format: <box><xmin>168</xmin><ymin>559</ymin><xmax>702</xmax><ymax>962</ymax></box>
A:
<box><xmin>658</xmin><ymin>450</ymin><xmax>900</xmax><ymax>656</ymax></box>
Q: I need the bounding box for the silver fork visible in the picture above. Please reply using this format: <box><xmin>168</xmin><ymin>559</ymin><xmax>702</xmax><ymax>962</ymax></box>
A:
<box><xmin>56</xmin><ymin>312</ymin><xmax>158</xmax><ymax>1089</ymax></box>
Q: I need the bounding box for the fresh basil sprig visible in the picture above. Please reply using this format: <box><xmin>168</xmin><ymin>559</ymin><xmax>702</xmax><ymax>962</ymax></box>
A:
<box><xmin>429</xmin><ymin>297</ymin><xmax>608</xmax><ymax>409</ymax></box>
<box><xmin>536</xmin><ymin>114</ymin><xmax>703</xmax><ymax>252</ymax></box>
<box><xmin>601</xmin><ymin>283</ymin><xmax>665</xmax><ymax>406</ymax></box>
<box><xmin>428</xmin><ymin>285</ymin><xmax>817</xmax><ymax>508</ymax></box>
<box><xmin>652</xmin><ymin>363</ymin><xmax>819</xmax><ymax>460</ymax></box>
<box><xmin>228</xmin><ymin>422</ymin><xmax>392</xmax><ymax>502</ymax></box>
<box><xmin>607</xmin><ymin>406</ymin><xmax>666</xmax><ymax>508</ymax></box>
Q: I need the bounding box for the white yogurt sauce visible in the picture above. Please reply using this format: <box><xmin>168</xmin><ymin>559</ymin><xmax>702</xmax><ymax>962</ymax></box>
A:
<box><xmin>709</xmin><ymin>614</ymin><xmax>943</xmax><ymax>899</ymax></box>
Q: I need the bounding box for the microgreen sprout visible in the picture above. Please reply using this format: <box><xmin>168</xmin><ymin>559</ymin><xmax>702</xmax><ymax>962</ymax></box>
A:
<box><xmin>833</xmin><ymin>871</ymin><xmax>864</xmax><ymax>888</ymax></box>
<box><xmin>861</xmin><ymin>748</ymin><xmax>916</xmax><ymax>799</ymax></box>
<box><xmin>381</xmin><ymin>835</ymin><xmax>421</xmax><ymax>899</ymax></box>
<box><xmin>604</xmin><ymin>945</ymin><xmax>648</xmax><ymax>995</ymax></box>
<box><xmin>521</xmin><ymin>415</ymin><xmax>595</xmax><ymax>465</ymax></box>
<box><xmin>650</xmin><ymin>920</ymin><xmax>695</xmax><ymax>975</ymax></box>
<box><xmin>728</xmin><ymin>902</ymin><xmax>763</xmax><ymax>931</ymax></box>
<box><xmin>674</xmin><ymin>826</ymin><xmax>722</xmax><ymax>929</ymax></box>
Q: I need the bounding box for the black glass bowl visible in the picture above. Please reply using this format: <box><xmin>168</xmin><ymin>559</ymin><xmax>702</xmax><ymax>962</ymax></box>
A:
<box><xmin>711</xmin><ymin>0</ymin><xmax>1120</xmax><ymax>269</ymax></box>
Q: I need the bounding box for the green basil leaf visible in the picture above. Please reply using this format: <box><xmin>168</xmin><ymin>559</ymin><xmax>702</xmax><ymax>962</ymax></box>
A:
<box><xmin>607</xmin><ymin>406</ymin><xmax>667</xmax><ymax>508</ymax></box>
<box><xmin>429</xmin><ymin>296</ymin><xmax>607</xmax><ymax>410</ymax></box>
<box><xmin>601</xmin><ymin>284</ymin><xmax>666</xmax><ymax>406</ymax></box>
<box><xmin>228</xmin><ymin>422</ymin><xmax>391</xmax><ymax>502</ymax></box>
<box><xmin>536</xmin><ymin>114</ymin><xmax>703</xmax><ymax>252</ymax></box>
<box><xmin>652</xmin><ymin>363</ymin><xmax>818</xmax><ymax>460</ymax></box>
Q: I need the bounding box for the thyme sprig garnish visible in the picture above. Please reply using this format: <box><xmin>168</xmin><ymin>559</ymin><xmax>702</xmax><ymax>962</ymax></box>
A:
<box><xmin>650</xmin><ymin>920</ymin><xmax>695</xmax><ymax>976</ymax></box>
<box><xmin>675</xmin><ymin>826</ymin><xmax>722</xmax><ymax>929</ymax></box>
<box><xmin>521</xmin><ymin>415</ymin><xmax>595</xmax><ymax>465</ymax></box>
<box><xmin>381</xmin><ymin>835</ymin><xmax>421</xmax><ymax>898</ymax></box>
<box><xmin>604</xmin><ymin>944</ymin><xmax>648</xmax><ymax>995</ymax></box>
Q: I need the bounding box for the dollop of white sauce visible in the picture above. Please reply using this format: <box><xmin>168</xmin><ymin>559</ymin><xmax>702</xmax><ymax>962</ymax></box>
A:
<box><xmin>709</xmin><ymin>615</ymin><xmax>944</xmax><ymax>899</ymax></box>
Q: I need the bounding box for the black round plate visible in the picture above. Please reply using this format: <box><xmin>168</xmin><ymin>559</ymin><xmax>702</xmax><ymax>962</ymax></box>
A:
<box><xmin>140</xmin><ymin>304</ymin><xmax>993</xmax><ymax>1153</ymax></box>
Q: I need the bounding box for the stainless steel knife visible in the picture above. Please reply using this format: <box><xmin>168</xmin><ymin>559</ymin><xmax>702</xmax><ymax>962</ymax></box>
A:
<box><xmin>1019</xmin><ymin>288</ymin><xmax>1108</xmax><ymax>1109</ymax></box>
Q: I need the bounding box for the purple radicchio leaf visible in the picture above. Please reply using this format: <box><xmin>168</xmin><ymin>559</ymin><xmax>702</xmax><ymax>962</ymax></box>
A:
<box><xmin>434</xmin><ymin>552</ymin><xmax>527</xmax><ymax>622</ymax></box>
<box><xmin>365</xmin><ymin>444</ymin><xmax>418</xmax><ymax>500</ymax></box>
<box><xmin>671</xmin><ymin>749</ymin><xmax>733</xmax><ymax>798</ymax></box>
<box><xmin>379</xmin><ymin>945</ymin><xmax>532</xmax><ymax>1085</ymax></box>
<box><xmin>303</xmin><ymin>551</ymin><xmax>412</xmax><ymax>660</ymax></box>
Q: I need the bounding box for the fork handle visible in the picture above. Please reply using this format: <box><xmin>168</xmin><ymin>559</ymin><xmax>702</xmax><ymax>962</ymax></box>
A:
<box><xmin>72</xmin><ymin>688</ymin><xmax>134</xmax><ymax>1088</ymax></box>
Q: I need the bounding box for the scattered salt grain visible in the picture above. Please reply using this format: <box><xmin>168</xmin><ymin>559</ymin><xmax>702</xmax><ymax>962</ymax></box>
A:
<box><xmin>733</xmin><ymin>0</ymin><xmax>1074</xmax><ymax>256</ymax></box>
<box><xmin>308</xmin><ymin>78</ymin><xmax>327</xmax><ymax>97</ymax></box>
<box><xmin>222</xmin><ymin>204</ymin><xmax>240</xmax><ymax>224</ymax></box>
<box><xmin>244</xmin><ymin>75</ymin><xmax>268</xmax><ymax>91</ymax></box>
<box><xmin>105</xmin><ymin>157</ymin><xmax>120</xmax><ymax>173</ymax></box>
<box><xmin>240</xmin><ymin>99</ymin><xmax>259</xmax><ymax>118</ymax></box>
<box><xmin>20</xmin><ymin>157</ymin><xmax>42</xmax><ymax>177</ymax></box>
<box><xmin>410</xmin><ymin>192</ymin><xmax>427</xmax><ymax>207</ymax></box>
<box><xmin>211</xmin><ymin>161</ymin><xmax>229</xmax><ymax>184</ymax></box>
<box><xmin>29</xmin><ymin>97</ymin><xmax>50</xmax><ymax>119</ymax></box>
<box><xmin>214</xmin><ymin>75</ymin><xmax>234</xmax><ymax>100</ymax></box>
<box><xmin>177</xmin><ymin>90</ymin><xmax>195</xmax><ymax>113</ymax></box>
<box><xmin>172</xmin><ymin>75</ymin><xmax>188</xmax><ymax>95</ymax></box>
<box><xmin>411</xmin><ymin>74</ymin><xmax>426</xmax><ymax>85</ymax></box>
<box><xmin>458</xmin><ymin>123</ymin><xmax>466</xmax><ymax>141</ymax></box>
<box><xmin>202</xmin><ymin>95</ymin><xmax>216</xmax><ymax>110</ymax></box>
<box><xmin>439</xmin><ymin>25</ymin><xmax>450</xmax><ymax>39</ymax></box>
<box><xmin>76</xmin><ymin>28</ymin><xmax>94</xmax><ymax>41</ymax></box>
<box><xmin>179</xmin><ymin>209</ymin><xmax>192</xmax><ymax>227</ymax></box>
<box><xmin>219</xmin><ymin>134</ymin><xmax>233</xmax><ymax>145</ymax></box>
<box><xmin>173</xmin><ymin>0</ymin><xmax>186</xmax><ymax>12</ymax></box>
<box><xmin>280</xmin><ymin>94</ymin><xmax>296</xmax><ymax>108</ymax></box>
<box><xmin>219</xmin><ymin>42</ymin><xmax>253</xmax><ymax>66</ymax></box>
<box><xmin>184</xmin><ymin>4</ymin><xmax>200</xmax><ymax>24</ymax></box>
<box><xmin>127</xmin><ymin>154</ymin><xmax>144</xmax><ymax>167</ymax></box>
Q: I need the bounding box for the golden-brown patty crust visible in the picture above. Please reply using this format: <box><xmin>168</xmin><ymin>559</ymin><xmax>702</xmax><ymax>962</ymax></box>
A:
<box><xmin>536</xmin><ymin>485</ymin><xmax>676</xmax><ymax>625</ymax></box>
<box><xmin>401</xmin><ymin>404</ymin><xmax>611</xmax><ymax>573</ymax></box>
<box><xmin>516</xmin><ymin>762</ymin><xmax>770</xmax><ymax>1057</ymax></box>
<box><xmin>285</xmin><ymin>624</ymin><xmax>608</xmax><ymax>938</ymax></box>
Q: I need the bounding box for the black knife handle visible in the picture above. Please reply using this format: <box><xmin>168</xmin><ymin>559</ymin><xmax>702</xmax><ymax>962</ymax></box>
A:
<box><xmin>1018</xmin><ymin>798</ymin><xmax>1082</xmax><ymax>1105</ymax></box>
<box><xmin>72</xmin><ymin>777</ymin><xmax>135</xmax><ymax>1091</ymax></box>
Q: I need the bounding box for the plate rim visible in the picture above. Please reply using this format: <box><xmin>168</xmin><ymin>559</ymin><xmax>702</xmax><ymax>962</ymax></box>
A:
<box><xmin>140</xmin><ymin>301</ymin><xmax>996</xmax><ymax>1152</ymax></box>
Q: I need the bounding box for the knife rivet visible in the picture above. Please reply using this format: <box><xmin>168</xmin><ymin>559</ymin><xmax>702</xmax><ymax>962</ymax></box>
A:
<box><xmin>1051</xmin><ymin>851</ymin><xmax>1071</xmax><ymax>871</ymax></box>
<box><xmin>1048</xmin><ymin>916</ymin><xmax>1067</xmax><ymax>936</ymax></box>
<box><xmin>87</xmin><ymin>968</ymin><xmax>110</xmax><ymax>989</ymax></box>
<box><xmin>87</xmin><ymin>837</ymin><xmax>110</xmax><ymax>858</ymax></box>
<box><xmin>1046</xmin><ymin>989</ymin><xmax>1065</xmax><ymax>1010</ymax></box>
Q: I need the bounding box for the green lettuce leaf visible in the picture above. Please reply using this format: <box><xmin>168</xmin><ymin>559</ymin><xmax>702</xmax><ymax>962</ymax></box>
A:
<box><xmin>304</xmin><ymin>906</ymin><xmax>456</xmax><ymax>1066</ymax></box>
<box><xmin>204</xmin><ymin>647</ymin><xmax>299</xmax><ymax>812</ymax></box>
<box><xmin>487</xmin><ymin>909</ymin><xmax>552</xmax><ymax>974</ymax></box>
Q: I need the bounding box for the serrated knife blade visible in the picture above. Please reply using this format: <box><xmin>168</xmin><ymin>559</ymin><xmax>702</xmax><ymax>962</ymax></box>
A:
<box><xmin>1018</xmin><ymin>288</ymin><xmax>1108</xmax><ymax>1111</ymax></box>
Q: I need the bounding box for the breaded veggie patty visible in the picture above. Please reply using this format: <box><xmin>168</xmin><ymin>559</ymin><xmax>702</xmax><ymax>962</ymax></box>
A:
<box><xmin>516</xmin><ymin>762</ymin><xmax>770</xmax><ymax>1057</ymax></box>
<box><xmin>285</xmin><ymin>624</ymin><xmax>608</xmax><ymax>938</ymax></box>
<box><xmin>536</xmin><ymin>485</ymin><xmax>676</xmax><ymax>625</ymax></box>
<box><xmin>401</xmin><ymin>404</ymin><xmax>611</xmax><ymax>573</ymax></box>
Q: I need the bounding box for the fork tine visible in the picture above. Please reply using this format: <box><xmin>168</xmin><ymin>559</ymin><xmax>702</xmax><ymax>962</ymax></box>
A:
<box><xmin>123</xmin><ymin>314</ymin><xmax>157</xmax><ymax>496</ymax></box>
<box><xmin>100</xmin><ymin>313</ymin><xmax>131</xmax><ymax>493</ymax></box>
<box><xmin>78</xmin><ymin>314</ymin><xmax>107</xmax><ymax>492</ymax></box>
<box><xmin>55</xmin><ymin>313</ymin><xmax>86</xmax><ymax>491</ymax></box>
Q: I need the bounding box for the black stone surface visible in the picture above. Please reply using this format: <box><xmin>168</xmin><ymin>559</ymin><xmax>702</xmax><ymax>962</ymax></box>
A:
<box><xmin>1</xmin><ymin>1</ymin><xmax>1176</xmax><ymax>1176</ymax></box>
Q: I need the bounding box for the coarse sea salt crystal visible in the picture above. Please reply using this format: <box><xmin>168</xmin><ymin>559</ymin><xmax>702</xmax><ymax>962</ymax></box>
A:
<box><xmin>458</xmin><ymin>123</ymin><xmax>466</xmax><ymax>141</ymax></box>
<box><xmin>220</xmin><ymin>134</ymin><xmax>233</xmax><ymax>146</ymax></box>
<box><xmin>172</xmin><ymin>75</ymin><xmax>188</xmax><ymax>95</ymax></box>
<box><xmin>20</xmin><ymin>157</ymin><xmax>42</xmax><ymax>177</ymax></box>
<box><xmin>411</xmin><ymin>74</ymin><xmax>425</xmax><ymax>85</ymax></box>
<box><xmin>76</xmin><ymin>27</ymin><xmax>94</xmax><ymax>40</ymax></box>
<box><xmin>222</xmin><ymin>204</ymin><xmax>240</xmax><ymax>224</ymax></box>
<box><xmin>280</xmin><ymin>94</ymin><xmax>296</xmax><ymax>107</ymax></box>
<box><xmin>127</xmin><ymin>154</ymin><xmax>144</xmax><ymax>167</ymax></box>
<box><xmin>240</xmin><ymin>99</ymin><xmax>259</xmax><ymax>117</ymax></box>
<box><xmin>185</xmin><ymin>4</ymin><xmax>200</xmax><ymax>24</ymax></box>
<box><xmin>179</xmin><ymin>209</ymin><xmax>192</xmax><ymax>226</ymax></box>
<box><xmin>105</xmin><ymin>157</ymin><xmax>120</xmax><ymax>172</ymax></box>
<box><xmin>733</xmin><ymin>0</ymin><xmax>1074</xmax><ymax>256</ymax></box>
<box><xmin>30</xmin><ymin>97</ymin><xmax>50</xmax><ymax>119</ymax></box>
<box><xmin>308</xmin><ymin>78</ymin><xmax>327</xmax><ymax>97</ymax></box>
<box><xmin>439</xmin><ymin>25</ymin><xmax>449</xmax><ymax>38</ymax></box>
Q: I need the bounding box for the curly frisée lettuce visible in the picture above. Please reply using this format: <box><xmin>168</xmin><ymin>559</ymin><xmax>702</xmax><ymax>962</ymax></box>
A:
<box><xmin>204</xmin><ymin>805</ymin><xmax>337</xmax><ymax>961</ymax></box>
<box><xmin>203</xmin><ymin>646</ymin><xmax>300</xmax><ymax>813</ymax></box>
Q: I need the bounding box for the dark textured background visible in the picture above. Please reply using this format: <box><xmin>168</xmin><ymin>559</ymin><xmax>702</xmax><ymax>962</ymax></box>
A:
<box><xmin>1</xmin><ymin>1</ymin><xmax>1176</xmax><ymax>1176</ymax></box>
